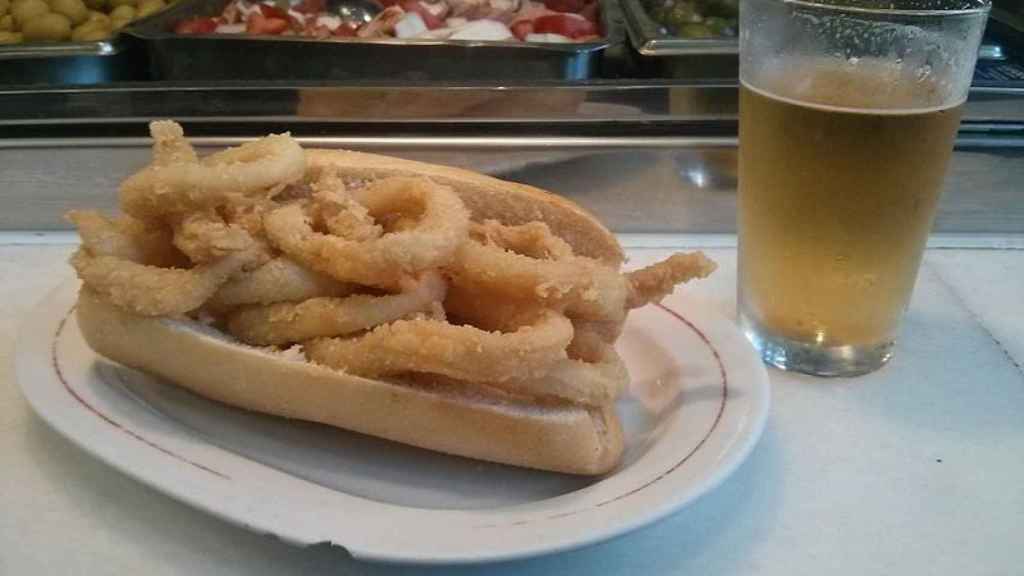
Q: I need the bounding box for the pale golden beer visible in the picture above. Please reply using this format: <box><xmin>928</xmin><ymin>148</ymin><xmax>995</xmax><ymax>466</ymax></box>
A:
<box><xmin>739</xmin><ymin>62</ymin><xmax>963</xmax><ymax>348</ymax></box>
<box><xmin>738</xmin><ymin>0</ymin><xmax>988</xmax><ymax>375</ymax></box>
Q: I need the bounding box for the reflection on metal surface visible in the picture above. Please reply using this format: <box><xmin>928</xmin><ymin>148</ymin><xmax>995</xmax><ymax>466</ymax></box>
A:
<box><xmin>979</xmin><ymin>43</ymin><xmax>1007</xmax><ymax>61</ymax></box>
<box><xmin>1</xmin><ymin>136</ymin><xmax>1021</xmax><ymax>235</ymax></box>
<box><xmin>675</xmin><ymin>148</ymin><xmax>735</xmax><ymax>190</ymax></box>
<box><xmin>0</xmin><ymin>84</ymin><xmax>1019</xmax><ymax>126</ymax></box>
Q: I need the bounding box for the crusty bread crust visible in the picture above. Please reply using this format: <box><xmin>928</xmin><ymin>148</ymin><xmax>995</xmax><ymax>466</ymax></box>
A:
<box><xmin>305</xmin><ymin>149</ymin><xmax>625</xmax><ymax>267</ymax></box>
<box><xmin>77</xmin><ymin>290</ymin><xmax>625</xmax><ymax>475</ymax></box>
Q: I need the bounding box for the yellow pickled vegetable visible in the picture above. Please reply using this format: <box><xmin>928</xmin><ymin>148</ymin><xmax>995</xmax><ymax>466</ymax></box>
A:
<box><xmin>22</xmin><ymin>12</ymin><xmax>72</xmax><ymax>40</ymax></box>
<box><xmin>0</xmin><ymin>14</ymin><xmax>12</xmax><ymax>29</ymax></box>
<box><xmin>107</xmin><ymin>2</ymin><xmax>129</xmax><ymax>16</ymax></box>
<box><xmin>71</xmin><ymin>18</ymin><xmax>108</xmax><ymax>39</ymax></box>
<box><xmin>134</xmin><ymin>0</ymin><xmax>160</xmax><ymax>17</ymax></box>
<box><xmin>49</xmin><ymin>0</ymin><xmax>88</xmax><ymax>24</ymax></box>
<box><xmin>0</xmin><ymin>30</ymin><xmax>20</xmax><ymax>42</ymax></box>
<box><xmin>12</xmin><ymin>0</ymin><xmax>50</xmax><ymax>27</ymax></box>
<box><xmin>85</xmin><ymin>9</ymin><xmax>107</xmax><ymax>24</ymax></box>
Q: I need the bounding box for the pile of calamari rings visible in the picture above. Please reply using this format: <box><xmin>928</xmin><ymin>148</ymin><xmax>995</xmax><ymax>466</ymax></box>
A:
<box><xmin>69</xmin><ymin>120</ymin><xmax>717</xmax><ymax>407</ymax></box>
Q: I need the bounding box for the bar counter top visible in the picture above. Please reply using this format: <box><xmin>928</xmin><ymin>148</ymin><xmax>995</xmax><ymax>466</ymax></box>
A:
<box><xmin>2</xmin><ymin>235</ymin><xmax>1021</xmax><ymax>575</ymax></box>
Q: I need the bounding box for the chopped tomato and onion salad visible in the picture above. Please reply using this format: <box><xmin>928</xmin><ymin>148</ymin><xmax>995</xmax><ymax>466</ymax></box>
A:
<box><xmin>174</xmin><ymin>0</ymin><xmax>601</xmax><ymax>42</ymax></box>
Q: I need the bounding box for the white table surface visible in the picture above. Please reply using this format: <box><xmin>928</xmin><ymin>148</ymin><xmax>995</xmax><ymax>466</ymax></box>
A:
<box><xmin>3</xmin><ymin>239</ymin><xmax>1022</xmax><ymax>576</ymax></box>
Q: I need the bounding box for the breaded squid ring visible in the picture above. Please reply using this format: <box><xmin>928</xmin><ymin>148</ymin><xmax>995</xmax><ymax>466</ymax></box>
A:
<box><xmin>150</xmin><ymin>119</ymin><xmax>198</xmax><ymax>166</ymax></box>
<box><xmin>304</xmin><ymin>310</ymin><xmax>572</xmax><ymax>383</ymax></box>
<box><xmin>70</xmin><ymin>247</ymin><xmax>263</xmax><ymax>316</ymax></box>
<box><xmin>625</xmin><ymin>252</ymin><xmax>718</xmax><ymax>309</ymax></box>
<box><xmin>263</xmin><ymin>176</ymin><xmax>470</xmax><ymax>289</ymax></box>
<box><xmin>67</xmin><ymin>210</ymin><xmax>183</xmax><ymax>268</ymax></box>
<box><xmin>120</xmin><ymin>128</ymin><xmax>305</xmax><ymax>219</ymax></box>
<box><xmin>226</xmin><ymin>271</ymin><xmax>447</xmax><ymax>346</ymax></box>
<box><xmin>207</xmin><ymin>257</ymin><xmax>355</xmax><ymax>310</ymax></box>
<box><xmin>172</xmin><ymin>211</ymin><xmax>256</xmax><ymax>264</ymax></box>
<box><xmin>469</xmin><ymin>220</ymin><xmax>575</xmax><ymax>260</ymax></box>
<box><xmin>501</xmin><ymin>352</ymin><xmax>629</xmax><ymax>406</ymax></box>
<box><xmin>401</xmin><ymin>349</ymin><xmax>626</xmax><ymax>407</ymax></box>
<box><xmin>451</xmin><ymin>222</ymin><xmax>717</xmax><ymax>322</ymax></box>
<box><xmin>449</xmin><ymin>239</ymin><xmax>629</xmax><ymax>322</ymax></box>
<box><xmin>310</xmin><ymin>188</ymin><xmax>383</xmax><ymax>241</ymax></box>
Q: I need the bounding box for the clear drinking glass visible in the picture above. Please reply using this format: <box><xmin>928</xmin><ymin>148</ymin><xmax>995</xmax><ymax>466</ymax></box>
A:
<box><xmin>737</xmin><ymin>0</ymin><xmax>990</xmax><ymax>376</ymax></box>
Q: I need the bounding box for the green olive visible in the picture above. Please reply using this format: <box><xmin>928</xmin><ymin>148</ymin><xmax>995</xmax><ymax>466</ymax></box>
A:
<box><xmin>12</xmin><ymin>0</ymin><xmax>50</xmax><ymax>27</ymax></box>
<box><xmin>711</xmin><ymin>0</ymin><xmax>737</xmax><ymax>17</ymax></box>
<box><xmin>107</xmin><ymin>0</ymin><xmax>133</xmax><ymax>8</ymax></box>
<box><xmin>82</xmin><ymin>0</ymin><xmax>103</xmax><ymax>8</ymax></box>
<box><xmin>676</xmin><ymin>22</ymin><xmax>713</xmax><ymax>38</ymax></box>
<box><xmin>0</xmin><ymin>29</ymin><xmax>20</xmax><ymax>41</ymax></box>
<box><xmin>134</xmin><ymin>0</ymin><xmax>161</xmax><ymax>17</ymax></box>
<box><xmin>0</xmin><ymin>13</ymin><xmax>12</xmax><ymax>28</ymax></box>
<box><xmin>85</xmin><ymin>9</ymin><xmax>106</xmax><ymax>23</ymax></box>
<box><xmin>704</xmin><ymin>16</ymin><xmax>729</xmax><ymax>35</ymax></box>
<box><xmin>109</xmin><ymin>12</ymin><xmax>129</xmax><ymax>27</ymax></box>
<box><xmin>667</xmin><ymin>4</ymin><xmax>699</xmax><ymax>26</ymax></box>
<box><xmin>49</xmin><ymin>0</ymin><xmax>87</xmax><ymax>24</ymax></box>
<box><xmin>0</xmin><ymin>0</ymin><xmax>10</xmax><ymax>16</ymax></box>
<box><xmin>71</xmin><ymin>19</ymin><xmax>108</xmax><ymax>39</ymax></box>
<box><xmin>22</xmin><ymin>11</ymin><xmax>71</xmax><ymax>39</ymax></box>
<box><xmin>108</xmin><ymin>3</ymin><xmax>131</xmax><ymax>17</ymax></box>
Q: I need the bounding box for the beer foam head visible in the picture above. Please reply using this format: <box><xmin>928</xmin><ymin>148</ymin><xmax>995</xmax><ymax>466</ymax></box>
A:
<box><xmin>748</xmin><ymin>56</ymin><xmax>958</xmax><ymax>112</ymax></box>
<box><xmin>740</xmin><ymin>0</ymin><xmax>989</xmax><ymax>110</ymax></box>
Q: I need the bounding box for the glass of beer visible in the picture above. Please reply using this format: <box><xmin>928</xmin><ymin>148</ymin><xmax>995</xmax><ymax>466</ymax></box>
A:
<box><xmin>737</xmin><ymin>0</ymin><xmax>990</xmax><ymax>376</ymax></box>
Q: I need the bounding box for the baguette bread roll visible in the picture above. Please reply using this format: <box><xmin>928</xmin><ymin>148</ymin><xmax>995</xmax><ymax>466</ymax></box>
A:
<box><xmin>77</xmin><ymin>289</ymin><xmax>624</xmax><ymax>475</ymax></box>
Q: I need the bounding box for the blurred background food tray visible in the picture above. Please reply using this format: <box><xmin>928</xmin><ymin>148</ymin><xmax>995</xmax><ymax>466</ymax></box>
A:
<box><xmin>0</xmin><ymin>38</ymin><xmax>144</xmax><ymax>84</ymax></box>
<box><xmin>125</xmin><ymin>0</ymin><xmax>621</xmax><ymax>81</ymax></box>
<box><xmin>619</xmin><ymin>0</ymin><xmax>735</xmax><ymax>79</ymax></box>
<box><xmin>0</xmin><ymin>0</ymin><xmax>179</xmax><ymax>85</ymax></box>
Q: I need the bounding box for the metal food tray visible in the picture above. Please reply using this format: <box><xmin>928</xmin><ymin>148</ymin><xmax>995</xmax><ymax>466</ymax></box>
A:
<box><xmin>0</xmin><ymin>37</ymin><xmax>145</xmax><ymax>85</ymax></box>
<box><xmin>618</xmin><ymin>0</ymin><xmax>735</xmax><ymax>79</ymax></box>
<box><xmin>0</xmin><ymin>3</ymin><xmax>189</xmax><ymax>86</ymax></box>
<box><xmin>619</xmin><ymin>0</ymin><xmax>735</xmax><ymax>56</ymax></box>
<box><xmin>126</xmin><ymin>0</ymin><xmax>619</xmax><ymax>81</ymax></box>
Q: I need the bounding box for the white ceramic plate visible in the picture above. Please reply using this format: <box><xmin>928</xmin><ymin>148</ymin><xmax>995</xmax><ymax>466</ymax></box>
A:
<box><xmin>16</xmin><ymin>279</ymin><xmax>769</xmax><ymax>565</ymax></box>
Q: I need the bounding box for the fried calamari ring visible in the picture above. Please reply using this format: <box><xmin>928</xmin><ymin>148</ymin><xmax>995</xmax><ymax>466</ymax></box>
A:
<box><xmin>400</xmin><ymin>350</ymin><xmax>626</xmax><ymax>407</ymax></box>
<box><xmin>449</xmin><ymin>239</ymin><xmax>629</xmax><ymax>322</ymax></box>
<box><xmin>264</xmin><ymin>177</ymin><xmax>469</xmax><ymax>288</ymax></box>
<box><xmin>120</xmin><ymin>129</ymin><xmax>305</xmax><ymax>219</ymax></box>
<box><xmin>626</xmin><ymin>252</ymin><xmax>718</xmax><ymax>309</ymax></box>
<box><xmin>304</xmin><ymin>310</ymin><xmax>572</xmax><ymax>383</ymax></box>
<box><xmin>310</xmin><ymin>187</ymin><xmax>382</xmax><ymax>241</ymax></box>
<box><xmin>442</xmin><ymin>283</ymin><xmax>543</xmax><ymax>332</ymax></box>
<box><xmin>70</xmin><ymin>247</ymin><xmax>263</xmax><ymax>316</ymax></box>
<box><xmin>68</xmin><ymin>210</ymin><xmax>183</xmax><ymax>268</ymax></box>
<box><xmin>469</xmin><ymin>220</ymin><xmax>575</xmax><ymax>260</ymax></box>
<box><xmin>226</xmin><ymin>271</ymin><xmax>447</xmax><ymax>346</ymax></box>
<box><xmin>150</xmin><ymin>119</ymin><xmax>198</xmax><ymax>166</ymax></box>
<box><xmin>501</xmin><ymin>352</ymin><xmax>629</xmax><ymax>406</ymax></box>
<box><xmin>566</xmin><ymin>328</ymin><xmax>629</xmax><ymax>398</ymax></box>
<box><xmin>172</xmin><ymin>211</ymin><xmax>255</xmax><ymax>264</ymax></box>
<box><xmin>207</xmin><ymin>257</ymin><xmax>355</xmax><ymax>310</ymax></box>
<box><xmin>451</xmin><ymin>222</ymin><xmax>716</xmax><ymax>322</ymax></box>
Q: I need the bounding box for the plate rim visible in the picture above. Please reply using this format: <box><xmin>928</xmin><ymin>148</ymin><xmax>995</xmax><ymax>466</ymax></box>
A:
<box><xmin>15</xmin><ymin>279</ymin><xmax>770</xmax><ymax>565</ymax></box>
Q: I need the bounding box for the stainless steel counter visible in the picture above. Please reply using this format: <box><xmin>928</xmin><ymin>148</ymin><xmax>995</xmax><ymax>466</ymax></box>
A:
<box><xmin>1</xmin><ymin>80</ymin><xmax>1021</xmax><ymax>234</ymax></box>
<box><xmin>1</xmin><ymin>83</ymin><xmax>1022</xmax><ymax>126</ymax></box>
<box><xmin>3</xmin><ymin>132</ymin><xmax>1022</xmax><ymax>236</ymax></box>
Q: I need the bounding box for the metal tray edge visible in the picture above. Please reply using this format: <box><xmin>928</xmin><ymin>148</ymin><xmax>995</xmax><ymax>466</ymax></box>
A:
<box><xmin>620</xmin><ymin>0</ymin><xmax>737</xmax><ymax>57</ymax></box>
